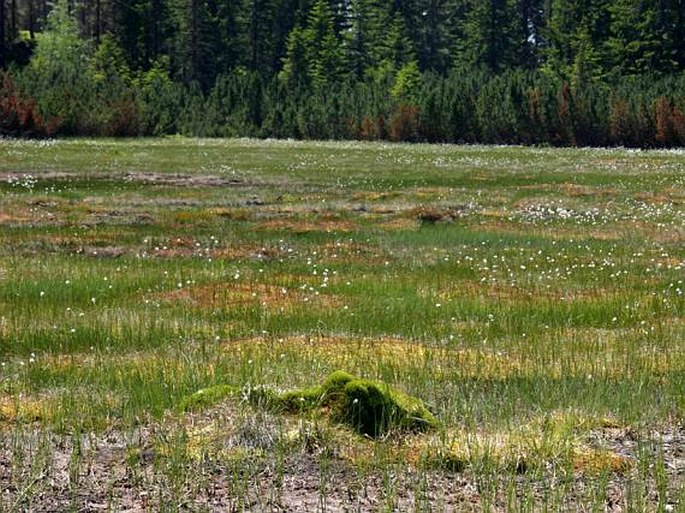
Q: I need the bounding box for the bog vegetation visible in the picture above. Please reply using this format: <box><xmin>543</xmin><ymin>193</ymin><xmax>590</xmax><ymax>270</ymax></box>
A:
<box><xmin>1</xmin><ymin>0</ymin><xmax>685</xmax><ymax>146</ymax></box>
<box><xmin>0</xmin><ymin>139</ymin><xmax>683</xmax><ymax>510</ymax></box>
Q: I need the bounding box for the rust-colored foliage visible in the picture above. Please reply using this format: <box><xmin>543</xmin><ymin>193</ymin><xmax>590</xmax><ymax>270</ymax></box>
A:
<box><xmin>609</xmin><ymin>96</ymin><xmax>630</xmax><ymax>144</ymax></box>
<box><xmin>104</xmin><ymin>96</ymin><xmax>141</xmax><ymax>137</ymax></box>
<box><xmin>654</xmin><ymin>96</ymin><xmax>685</xmax><ymax>147</ymax></box>
<box><xmin>654</xmin><ymin>96</ymin><xmax>673</xmax><ymax>146</ymax></box>
<box><xmin>0</xmin><ymin>72</ymin><xmax>54</xmax><ymax>137</ymax></box>
<box><xmin>674</xmin><ymin>108</ymin><xmax>685</xmax><ymax>146</ymax></box>
<box><xmin>527</xmin><ymin>87</ymin><xmax>543</xmax><ymax>126</ymax></box>
<box><xmin>388</xmin><ymin>104</ymin><xmax>420</xmax><ymax>142</ymax></box>
<box><xmin>358</xmin><ymin>115</ymin><xmax>385</xmax><ymax>140</ymax></box>
<box><xmin>554</xmin><ymin>83</ymin><xmax>574</xmax><ymax>146</ymax></box>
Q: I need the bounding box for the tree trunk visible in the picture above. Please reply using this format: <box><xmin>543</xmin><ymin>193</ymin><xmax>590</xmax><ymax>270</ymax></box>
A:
<box><xmin>250</xmin><ymin>0</ymin><xmax>260</xmax><ymax>70</ymax></box>
<box><xmin>0</xmin><ymin>0</ymin><xmax>5</xmax><ymax>68</ymax></box>
<box><xmin>9</xmin><ymin>0</ymin><xmax>15</xmax><ymax>39</ymax></box>
<box><xmin>151</xmin><ymin>0</ymin><xmax>162</xmax><ymax>59</ymax></box>
<box><xmin>28</xmin><ymin>0</ymin><xmax>36</xmax><ymax>39</ymax></box>
<box><xmin>95</xmin><ymin>0</ymin><xmax>101</xmax><ymax>43</ymax></box>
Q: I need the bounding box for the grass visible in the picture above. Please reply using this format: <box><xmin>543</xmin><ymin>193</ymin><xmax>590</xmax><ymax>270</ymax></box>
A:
<box><xmin>0</xmin><ymin>138</ymin><xmax>683</xmax><ymax>511</ymax></box>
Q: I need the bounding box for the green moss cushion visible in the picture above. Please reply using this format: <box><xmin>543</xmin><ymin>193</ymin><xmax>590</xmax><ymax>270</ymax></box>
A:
<box><xmin>180</xmin><ymin>370</ymin><xmax>437</xmax><ymax>437</ymax></box>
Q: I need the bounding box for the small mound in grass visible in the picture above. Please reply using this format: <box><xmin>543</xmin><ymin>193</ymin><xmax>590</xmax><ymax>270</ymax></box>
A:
<box><xmin>336</xmin><ymin>373</ymin><xmax>437</xmax><ymax>437</ymax></box>
<box><xmin>179</xmin><ymin>384</ymin><xmax>237</xmax><ymax>412</ymax></box>
<box><xmin>180</xmin><ymin>371</ymin><xmax>437</xmax><ymax>438</ymax></box>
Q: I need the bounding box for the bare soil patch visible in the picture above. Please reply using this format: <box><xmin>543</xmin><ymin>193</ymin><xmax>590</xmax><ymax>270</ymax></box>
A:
<box><xmin>122</xmin><ymin>171</ymin><xmax>249</xmax><ymax>188</ymax></box>
<box><xmin>0</xmin><ymin>171</ymin><xmax>75</xmax><ymax>181</ymax></box>
<box><xmin>75</xmin><ymin>245</ymin><xmax>128</xmax><ymax>258</ymax></box>
<box><xmin>1</xmin><ymin>413</ymin><xmax>682</xmax><ymax>512</ymax></box>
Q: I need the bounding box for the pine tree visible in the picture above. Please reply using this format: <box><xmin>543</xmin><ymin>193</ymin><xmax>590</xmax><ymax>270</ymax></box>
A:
<box><xmin>170</xmin><ymin>0</ymin><xmax>215</xmax><ymax>88</ymax></box>
<box><xmin>517</xmin><ymin>0</ymin><xmax>545</xmax><ymax>69</ymax></box>
<box><xmin>371</xmin><ymin>11</ymin><xmax>414</xmax><ymax>78</ymax></box>
<box><xmin>280</xmin><ymin>0</ymin><xmax>343</xmax><ymax>89</ymax></box>
<box><xmin>342</xmin><ymin>0</ymin><xmax>386</xmax><ymax>79</ymax></box>
<box><xmin>240</xmin><ymin>0</ymin><xmax>278</xmax><ymax>73</ymax></box>
<box><xmin>306</xmin><ymin>0</ymin><xmax>344</xmax><ymax>87</ymax></box>
<box><xmin>411</xmin><ymin>0</ymin><xmax>454</xmax><ymax>73</ymax></box>
<box><xmin>22</xmin><ymin>0</ymin><xmax>94</xmax><ymax>132</ymax></box>
<box><xmin>270</xmin><ymin>0</ymin><xmax>312</xmax><ymax>72</ymax></box>
<box><xmin>611</xmin><ymin>0</ymin><xmax>683</xmax><ymax>76</ymax></box>
<box><xmin>541</xmin><ymin>0</ymin><xmax>611</xmax><ymax>80</ymax></box>
<box><xmin>279</xmin><ymin>24</ymin><xmax>310</xmax><ymax>87</ymax></box>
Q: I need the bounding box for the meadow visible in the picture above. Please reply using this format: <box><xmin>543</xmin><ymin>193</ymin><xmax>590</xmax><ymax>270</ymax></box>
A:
<box><xmin>0</xmin><ymin>138</ymin><xmax>683</xmax><ymax>511</ymax></box>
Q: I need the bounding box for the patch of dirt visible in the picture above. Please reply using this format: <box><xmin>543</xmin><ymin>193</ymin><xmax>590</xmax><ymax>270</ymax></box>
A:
<box><xmin>559</xmin><ymin>183</ymin><xmax>618</xmax><ymax>197</ymax></box>
<box><xmin>0</xmin><ymin>171</ymin><xmax>75</xmax><ymax>181</ymax></box>
<box><xmin>0</xmin><ymin>203</ymin><xmax>62</xmax><ymax>226</ymax></box>
<box><xmin>139</xmin><ymin>240</ymin><xmax>293</xmax><ymax>262</ymax></box>
<box><xmin>376</xmin><ymin>217</ymin><xmax>419</xmax><ymax>231</ymax></box>
<box><xmin>0</xmin><ymin>425</ymin><xmax>480</xmax><ymax>512</ymax></box>
<box><xmin>156</xmin><ymin>281</ymin><xmax>342</xmax><ymax>311</ymax></box>
<box><xmin>433</xmin><ymin>280</ymin><xmax>630</xmax><ymax>303</ymax></box>
<box><xmin>414</xmin><ymin>205</ymin><xmax>468</xmax><ymax>224</ymax></box>
<box><xmin>0</xmin><ymin>211</ymin><xmax>32</xmax><ymax>224</ymax></box>
<box><xmin>1</xmin><ymin>415</ymin><xmax>683</xmax><ymax>512</ymax></box>
<box><xmin>516</xmin><ymin>183</ymin><xmax>617</xmax><ymax>198</ymax></box>
<box><xmin>648</xmin><ymin>225</ymin><xmax>685</xmax><ymax>244</ymax></box>
<box><xmin>214</xmin><ymin>245</ymin><xmax>290</xmax><ymax>262</ymax></box>
<box><xmin>122</xmin><ymin>171</ymin><xmax>250</xmax><ymax>188</ymax></box>
<box><xmin>85</xmin><ymin>209</ymin><xmax>155</xmax><ymax>226</ymax></box>
<box><xmin>633</xmin><ymin>191</ymin><xmax>680</xmax><ymax>205</ymax></box>
<box><xmin>13</xmin><ymin>235</ymin><xmax>134</xmax><ymax>258</ymax></box>
<box><xmin>255</xmin><ymin>219</ymin><xmax>357</xmax><ymax>233</ymax></box>
<box><xmin>310</xmin><ymin>240</ymin><xmax>389</xmax><ymax>265</ymax></box>
<box><xmin>75</xmin><ymin>246</ymin><xmax>128</xmax><ymax>258</ymax></box>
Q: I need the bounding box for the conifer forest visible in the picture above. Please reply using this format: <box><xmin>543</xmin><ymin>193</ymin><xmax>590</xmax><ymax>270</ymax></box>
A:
<box><xmin>1</xmin><ymin>0</ymin><xmax>685</xmax><ymax>144</ymax></box>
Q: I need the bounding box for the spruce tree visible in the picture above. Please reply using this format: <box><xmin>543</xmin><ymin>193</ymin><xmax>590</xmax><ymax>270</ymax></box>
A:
<box><xmin>23</xmin><ymin>0</ymin><xmax>93</xmax><ymax>132</ymax></box>
<box><xmin>455</xmin><ymin>0</ymin><xmax>523</xmax><ymax>72</ymax></box>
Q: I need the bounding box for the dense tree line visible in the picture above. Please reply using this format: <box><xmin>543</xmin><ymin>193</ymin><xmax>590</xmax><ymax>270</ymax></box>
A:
<box><xmin>1</xmin><ymin>0</ymin><xmax>684</xmax><ymax>146</ymax></box>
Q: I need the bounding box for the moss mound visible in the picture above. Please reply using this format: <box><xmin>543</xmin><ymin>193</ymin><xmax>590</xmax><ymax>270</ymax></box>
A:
<box><xmin>338</xmin><ymin>378</ymin><xmax>436</xmax><ymax>437</ymax></box>
<box><xmin>276</xmin><ymin>371</ymin><xmax>437</xmax><ymax>437</ymax></box>
<box><xmin>179</xmin><ymin>371</ymin><xmax>437</xmax><ymax>437</ymax></box>
<box><xmin>179</xmin><ymin>384</ymin><xmax>236</xmax><ymax>411</ymax></box>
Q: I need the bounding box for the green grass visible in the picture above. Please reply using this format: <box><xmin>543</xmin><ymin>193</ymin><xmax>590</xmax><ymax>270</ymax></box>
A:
<box><xmin>0</xmin><ymin>138</ymin><xmax>684</xmax><ymax>511</ymax></box>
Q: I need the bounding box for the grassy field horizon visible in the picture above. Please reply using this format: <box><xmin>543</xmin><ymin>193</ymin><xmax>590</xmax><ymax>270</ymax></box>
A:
<box><xmin>0</xmin><ymin>138</ymin><xmax>683</xmax><ymax>511</ymax></box>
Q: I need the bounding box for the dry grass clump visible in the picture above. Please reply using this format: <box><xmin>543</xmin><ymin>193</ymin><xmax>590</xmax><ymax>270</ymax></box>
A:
<box><xmin>156</xmin><ymin>281</ymin><xmax>342</xmax><ymax>311</ymax></box>
<box><xmin>0</xmin><ymin>394</ymin><xmax>49</xmax><ymax>423</ymax></box>
<box><xmin>572</xmin><ymin>448</ymin><xmax>632</xmax><ymax>474</ymax></box>
<box><xmin>255</xmin><ymin>218</ymin><xmax>357</xmax><ymax>233</ymax></box>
